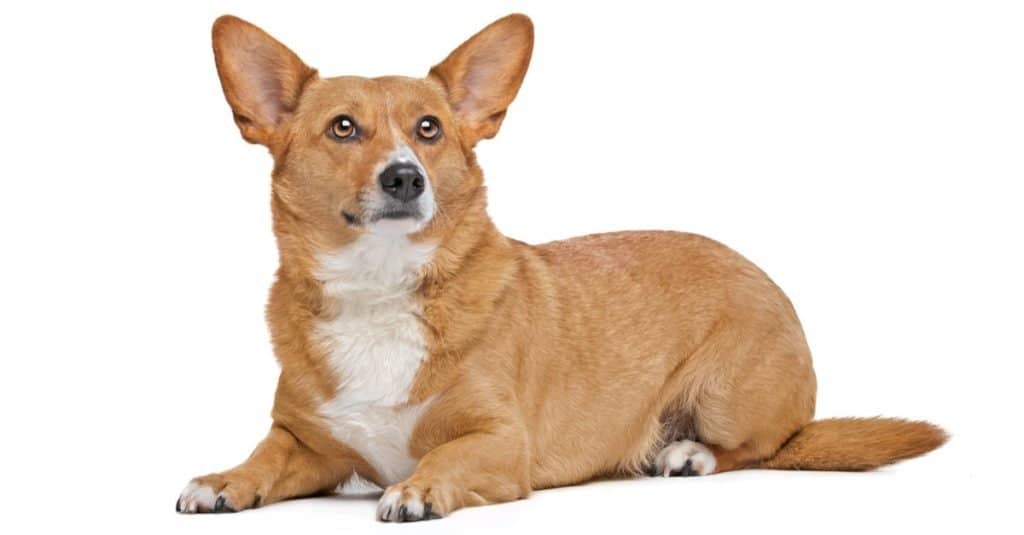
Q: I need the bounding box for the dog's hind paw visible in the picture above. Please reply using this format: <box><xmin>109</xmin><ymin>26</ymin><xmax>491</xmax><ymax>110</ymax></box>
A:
<box><xmin>651</xmin><ymin>439</ymin><xmax>717</xmax><ymax>477</ymax></box>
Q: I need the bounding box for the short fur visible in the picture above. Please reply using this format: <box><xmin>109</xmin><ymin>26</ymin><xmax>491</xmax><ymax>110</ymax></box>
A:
<box><xmin>177</xmin><ymin>14</ymin><xmax>946</xmax><ymax>521</ymax></box>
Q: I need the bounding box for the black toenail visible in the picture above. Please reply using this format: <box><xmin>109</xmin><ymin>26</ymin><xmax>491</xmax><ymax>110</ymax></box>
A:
<box><xmin>680</xmin><ymin>459</ymin><xmax>697</xmax><ymax>477</ymax></box>
<box><xmin>398</xmin><ymin>505</ymin><xmax>409</xmax><ymax>522</ymax></box>
<box><xmin>214</xmin><ymin>496</ymin><xmax>226</xmax><ymax>513</ymax></box>
<box><xmin>252</xmin><ymin>494</ymin><xmax>261</xmax><ymax>508</ymax></box>
<box><xmin>424</xmin><ymin>502</ymin><xmax>439</xmax><ymax>520</ymax></box>
<box><xmin>175</xmin><ymin>497</ymin><xmax>182</xmax><ymax>512</ymax></box>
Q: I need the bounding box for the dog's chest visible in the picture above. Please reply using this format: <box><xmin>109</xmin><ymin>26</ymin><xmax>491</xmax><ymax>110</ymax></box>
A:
<box><xmin>313</xmin><ymin>233</ymin><xmax>435</xmax><ymax>486</ymax></box>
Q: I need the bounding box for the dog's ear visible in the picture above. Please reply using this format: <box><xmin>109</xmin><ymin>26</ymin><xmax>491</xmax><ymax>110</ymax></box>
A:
<box><xmin>428</xmin><ymin>14</ymin><xmax>534</xmax><ymax>146</ymax></box>
<box><xmin>211</xmin><ymin>16</ymin><xmax>317</xmax><ymax>145</ymax></box>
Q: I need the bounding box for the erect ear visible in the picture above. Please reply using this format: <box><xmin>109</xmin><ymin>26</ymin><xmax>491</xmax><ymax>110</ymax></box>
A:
<box><xmin>428</xmin><ymin>14</ymin><xmax>534</xmax><ymax>146</ymax></box>
<box><xmin>211</xmin><ymin>15</ymin><xmax>317</xmax><ymax>145</ymax></box>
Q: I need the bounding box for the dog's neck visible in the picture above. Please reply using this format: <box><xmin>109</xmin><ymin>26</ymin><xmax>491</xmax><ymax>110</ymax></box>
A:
<box><xmin>315</xmin><ymin>230</ymin><xmax>436</xmax><ymax>305</ymax></box>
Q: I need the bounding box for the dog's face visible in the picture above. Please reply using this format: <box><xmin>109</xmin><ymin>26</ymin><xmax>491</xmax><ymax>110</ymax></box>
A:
<box><xmin>211</xmin><ymin>15</ymin><xmax>533</xmax><ymax>252</ymax></box>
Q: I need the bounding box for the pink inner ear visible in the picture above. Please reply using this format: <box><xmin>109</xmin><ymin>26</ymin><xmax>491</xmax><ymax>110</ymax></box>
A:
<box><xmin>459</xmin><ymin>69</ymin><xmax>487</xmax><ymax>114</ymax></box>
<box><xmin>254</xmin><ymin>72</ymin><xmax>287</xmax><ymax>126</ymax></box>
<box><xmin>457</xmin><ymin>55</ymin><xmax>505</xmax><ymax>120</ymax></box>
<box><xmin>240</xmin><ymin>51</ymin><xmax>289</xmax><ymax>126</ymax></box>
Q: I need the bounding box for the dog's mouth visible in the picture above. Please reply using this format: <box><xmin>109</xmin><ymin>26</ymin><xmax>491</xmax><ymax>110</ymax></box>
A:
<box><xmin>377</xmin><ymin>208</ymin><xmax>420</xmax><ymax>221</ymax></box>
<box><xmin>341</xmin><ymin>207</ymin><xmax>422</xmax><ymax>227</ymax></box>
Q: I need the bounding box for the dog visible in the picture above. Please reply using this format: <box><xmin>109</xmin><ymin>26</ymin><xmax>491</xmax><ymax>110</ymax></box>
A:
<box><xmin>177</xmin><ymin>14</ymin><xmax>946</xmax><ymax>521</ymax></box>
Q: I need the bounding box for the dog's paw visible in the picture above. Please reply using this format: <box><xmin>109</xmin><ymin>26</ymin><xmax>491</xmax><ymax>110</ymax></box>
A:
<box><xmin>651</xmin><ymin>439</ymin><xmax>717</xmax><ymax>477</ymax></box>
<box><xmin>176</xmin><ymin>474</ymin><xmax>261</xmax><ymax>514</ymax></box>
<box><xmin>376</xmin><ymin>483</ymin><xmax>443</xmax><ymax>522</ymax></box>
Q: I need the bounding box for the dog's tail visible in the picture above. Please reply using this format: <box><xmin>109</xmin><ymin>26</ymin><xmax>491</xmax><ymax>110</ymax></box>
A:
<box><xmin>754</xmin><ymin>417</ymin><xmax>947</xmax><ymax>471</ymax></box>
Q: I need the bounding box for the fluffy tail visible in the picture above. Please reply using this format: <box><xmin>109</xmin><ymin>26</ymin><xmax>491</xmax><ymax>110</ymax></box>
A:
<box><xmin>755</xmin><ymin>417</ymin><xmax>948</xmax><ymax>471</ymax></box>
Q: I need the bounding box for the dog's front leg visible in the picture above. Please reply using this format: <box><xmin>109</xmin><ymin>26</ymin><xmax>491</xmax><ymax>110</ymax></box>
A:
<box><xmin>177</xmin><ymin>424</ymin><xmax>353</xmax><ymax>513</ymax></box>
<box><xmin>377</xmin><ymin>423</ymin><xmax>531</xmax><ymax>522</ymax></box>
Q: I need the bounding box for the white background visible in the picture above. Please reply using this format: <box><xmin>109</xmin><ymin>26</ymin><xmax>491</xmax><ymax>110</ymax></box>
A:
<box><xmin>1</xmin><ymin>1</ymin><xmax>1021</xmax><ymax>533</ymax></box>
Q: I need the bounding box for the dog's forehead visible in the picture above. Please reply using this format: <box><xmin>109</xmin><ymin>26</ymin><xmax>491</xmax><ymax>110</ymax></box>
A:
<box><xmin>297</xmin><ymin>75</ymin><xmax>449</xmax><ymax>119</ymax></box>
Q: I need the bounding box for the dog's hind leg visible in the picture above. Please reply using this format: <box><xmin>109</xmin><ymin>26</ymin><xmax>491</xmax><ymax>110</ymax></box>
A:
<box><xmin>646</xmin><ymin>321</ymin><xmax>817</xmax><ymax>477</ymax></box>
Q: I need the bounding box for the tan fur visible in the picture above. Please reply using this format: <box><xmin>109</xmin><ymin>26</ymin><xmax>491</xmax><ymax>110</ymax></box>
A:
<box><xmin>180</xmin><ymin>14</ymin><xmax>946</xmax><ymax>519</ymax></box>
<box><xmin>754</xmin><ymin>418</ymin><xmax>949</xmax><ymax>471</ymax></box>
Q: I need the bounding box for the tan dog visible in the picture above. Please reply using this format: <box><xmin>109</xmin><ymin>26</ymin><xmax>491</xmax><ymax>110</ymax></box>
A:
<box><xmin>177</xmin><ymin>14</ymin><xmax>946</xmax><ymax>521</ymax></box>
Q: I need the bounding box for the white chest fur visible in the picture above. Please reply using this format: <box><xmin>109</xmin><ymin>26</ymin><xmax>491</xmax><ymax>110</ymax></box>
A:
<box><xmin>313</xmin><ymin>230</ymin><xmax>435</xmax><ymax>486</ymax></box>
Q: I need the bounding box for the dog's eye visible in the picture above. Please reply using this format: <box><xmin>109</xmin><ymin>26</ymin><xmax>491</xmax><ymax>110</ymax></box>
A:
<box><xmin>329</xmin><ymin>115</ymin><xmax>358</xmax><ymax>141</ymax></box>
<box><xmin>416</xmin><ymin>116</ymin><xmax>442</xmax><ymax>142</ymax></box>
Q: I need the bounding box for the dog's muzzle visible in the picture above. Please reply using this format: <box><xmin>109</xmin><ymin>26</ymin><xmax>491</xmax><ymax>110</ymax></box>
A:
<box><xmin>341</xmin><ymin>150</ymin><xmax>435</xmax><ymax>230</ymax></box>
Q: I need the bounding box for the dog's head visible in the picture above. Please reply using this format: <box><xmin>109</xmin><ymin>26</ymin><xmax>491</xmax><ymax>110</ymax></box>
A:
<box><xmin>211</xmin><ymin>14</ymin><xmax>533</xmax><ymax>255</ymax></box>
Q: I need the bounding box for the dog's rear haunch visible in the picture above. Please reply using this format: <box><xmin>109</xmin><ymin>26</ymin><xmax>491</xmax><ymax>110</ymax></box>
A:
<box><xmin>177</xmin><ymin>14</ymin><xmax>945</xmax><ymax>521</ymax></box>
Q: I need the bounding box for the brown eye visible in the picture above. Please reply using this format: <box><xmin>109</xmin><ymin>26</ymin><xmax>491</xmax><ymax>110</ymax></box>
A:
<box><xmin>329</xmin><ymin>115</ymin><xmax>358</xmax><ymax>141</ymax></box>
<box><xmin>416</xmin><ymin>116</ymin><xmax>442</xmax><ymax>142</ymax></box>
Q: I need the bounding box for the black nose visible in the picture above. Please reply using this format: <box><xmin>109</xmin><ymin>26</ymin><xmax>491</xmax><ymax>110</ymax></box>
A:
<box><xmin>378</xmin><ymin>163</ymin><xmax>425</xmax><ymax>202</ymax></box>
